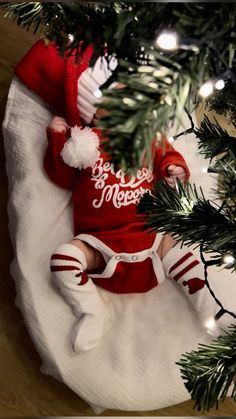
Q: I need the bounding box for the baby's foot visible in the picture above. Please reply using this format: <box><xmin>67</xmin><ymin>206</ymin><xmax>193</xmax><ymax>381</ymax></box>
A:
<box><xmin>71</xmin><ymin>311</ymin><xmax>105</xmax><ymax>352</ymax></box>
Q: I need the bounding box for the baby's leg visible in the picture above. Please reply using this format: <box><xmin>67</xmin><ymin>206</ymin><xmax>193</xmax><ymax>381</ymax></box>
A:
<box><xmin>157</xmin><ymin>235</ymin><xmax>220</xmax><ymax>332</ymax></box>
<box><xmin>50</xmin><ymin>238</ymin><xmax>106</xmax><ymax>352</ymax></box>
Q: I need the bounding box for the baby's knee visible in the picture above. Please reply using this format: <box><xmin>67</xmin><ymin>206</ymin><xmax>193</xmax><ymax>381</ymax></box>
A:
<box><xmin>157</xmin><ymin>234</ymin><xmax>176</xmax><ymax>260</ymax></box>
<box><xmin>70</xmin><ymin>238</ymin><xmax>105</xmax><ymax>273</ymax></box>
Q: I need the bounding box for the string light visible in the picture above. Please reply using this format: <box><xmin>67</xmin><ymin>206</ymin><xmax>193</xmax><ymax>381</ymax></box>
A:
<box><xmin>215</xmin><ymin>79</ymin><xmax>225</xmax><ymax>90</ymax></box>
<box><xmin>198</xmin><ymin>81</ymin><xmax>214</xmax><ymax>98</ymax></box>
<box><xmin>198</xmin><ymin>78</ymin><xmax>225</xmax><ymax>98</ymax></box>
<box><xmin>202</xmin><ymin>167</ymin><xmax>208</xmax><ymax>173</ymax></box>
<box><xmin>204</xmin><ymin>317</ymin><xmax>216</xmax><ymax>331</ymax></box>
<box><xmin>93</xmin><ymin>89</ymin><xmax>102</xmax><ymax>98</ymax></box>
<box><xmin>167</xmin><ymin>136</ymin><xmax>175</xmax><ymax>143</ymax></box>
<box><xmin>223</xmin><ymin>254</ymin><xmax>235</xmax><ymax>264</ymax></box>
<box><xmin>136</xmin><ymin>94</ymin><xmax>144</xmax><ymax>100</ymax></box>
<box><xmin>155</xmin><ymin>31</ymin><xmax>178</xmax><ymax>51</ymax></box>
<box><xmin>68</xmin><ymin>34</ymin><xmax>74</xmax><ymax>42</ymax></box>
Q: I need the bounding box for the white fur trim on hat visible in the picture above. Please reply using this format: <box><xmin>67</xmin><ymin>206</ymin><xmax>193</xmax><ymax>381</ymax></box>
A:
<box><xmin>61</xmin><ymin>126</ymin><xmax>100</xmax><ymax>170</ymax></box>
<box><xmin>77</xmin><ymin>56</ymin><xmax>118</xmax><ymax>124</ymax></box>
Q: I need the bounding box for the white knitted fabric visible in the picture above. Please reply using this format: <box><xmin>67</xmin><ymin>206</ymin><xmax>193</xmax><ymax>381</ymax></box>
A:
<box><xmin>77</xmin><ymin>56</ymin><xmax>118</xmax><ymax>124</ymax></box>
<box><xmin>2</xmin><ymin>77</ymin><xmax>235</xmax><ymax>412</ymax></box>
<box><xmin>50</xmin><ymin>243</ymin><xmax>106</xmax><ymax>353</ymax></box>
<box><xmin>162</xmin><ymin>245</ymin><xmax>221</xmax><ymax>330</ymax></box>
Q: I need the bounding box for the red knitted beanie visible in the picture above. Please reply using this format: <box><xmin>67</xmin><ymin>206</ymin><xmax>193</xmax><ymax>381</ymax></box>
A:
<box><xmin>15</xmin><ymin>39</ymin><xmax>94</xmax><ymax>127</ymax></box>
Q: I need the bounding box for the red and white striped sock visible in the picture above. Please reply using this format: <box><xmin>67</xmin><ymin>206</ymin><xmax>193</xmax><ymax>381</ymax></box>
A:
<box><xmin>162</xmin><ymin>244</ymin><xmax>219</xmax><ymax>329</ymax></box>
<box><xmin>50</xmin><ymin>243</ymin><xmax>106</xmax><ymax>352</ymax></box>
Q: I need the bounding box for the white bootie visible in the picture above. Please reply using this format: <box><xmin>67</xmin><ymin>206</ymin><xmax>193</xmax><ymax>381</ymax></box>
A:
<box><xmin>50</xmin><ymin>243</ymin><xmax>106</xmax><ymax>352</ymax></box>
<box><xmin>162</xmin><ymin>244</ymin><xmax>222</xmax><ymax>332</ymax></box>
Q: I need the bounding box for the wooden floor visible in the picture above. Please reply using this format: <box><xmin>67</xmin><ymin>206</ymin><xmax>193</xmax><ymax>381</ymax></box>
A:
<box><xmin>0</xmin><ymin>11</ymin><xmax>235</xmax><ymax>417</ymax></box>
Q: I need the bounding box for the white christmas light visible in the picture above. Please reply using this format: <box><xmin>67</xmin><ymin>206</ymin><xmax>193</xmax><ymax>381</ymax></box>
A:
<box><xmin>215</xmin><ymin>79</ymin><xmax>225</xmax><ymax>90</ymax></box>
<box><xmin>167</xmin><ymin>136</ymin><xmax>175</xmax><ymax>143</ymax></box>
<box><xmin>223</xmin><ymin>254</ymin><xmax>235</xmax><ymax>264</ymax></box>
<box><xmin>204</xmin><ymin>317</ymin><xmax>216</xmax><ymax>331</ymax></box>
<box><xmin>202</xmin><ymin>167</ymin><xmax>208</xmax><ymax>173</ymax></box>
<box><xmin>68</xmin><ymin>34</ymin><xmax>74</xmax><ymax>42</ymax></box>
<box><xmin>93</xmin><ymin>89</ymin><xmax>102</xmax><ymax>99</ymax></box>
<box><xmin>198</xmin><ymin>81</ymin><xmax>214</xmax><ymax>98</ymax></box>
<box><xmin>156</xmin><ymin>31</ymin><xmax>178</xmax><ymax>51</ymax></box>
<box><xmin>136</xmin><ymin>94</ymin><xmax>144</xmax><ymax>100</ymax></box>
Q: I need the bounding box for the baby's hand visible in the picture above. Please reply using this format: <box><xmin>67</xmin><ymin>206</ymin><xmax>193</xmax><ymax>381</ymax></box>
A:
<box><xmin>48</xmin><ymin>116</ymin><xmax>70</xmax><ymax>133</ymax></box>
<box><xmin>165</xmin><ymin>165</ymin><xmax>186</xmax><ymax>188</ymax></box>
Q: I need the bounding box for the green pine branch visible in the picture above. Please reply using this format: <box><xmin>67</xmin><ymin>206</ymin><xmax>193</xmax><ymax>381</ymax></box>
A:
<box><xmin>176</xmin><ymin>324</ymin><xmax>236</xmax><ymax>411</ymax></box>
<box><xmin>137</xmin><ymin>179</ymin><xmax>236</xmax><ymax>270</ymax></box>
<box><xmin>207</xmin><ymin>78</ymin><xmax>236</xmax><ymax>126</ymax></box>
<box><xmin>194</xmin><ymin>115</ymin><xmax>236</xmax><ymax>160</ymax></box>
<box><xmin>216</xmin><ymin>156</ymin><xmax>236</xmax><ymax>213</ymax></box>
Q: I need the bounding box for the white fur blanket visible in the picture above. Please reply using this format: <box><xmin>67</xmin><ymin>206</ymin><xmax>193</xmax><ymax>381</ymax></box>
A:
<box><xmin>2</xmin><ymin>77</ymin><xmax>235</xmax><ymax>412</ymax></box>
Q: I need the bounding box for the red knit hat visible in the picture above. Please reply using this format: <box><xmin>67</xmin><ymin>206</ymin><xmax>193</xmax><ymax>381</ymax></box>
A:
<box><xmin>15</xmin><ymin>39</ymin><xmax>94</xmax><ymax>127</ymax></box>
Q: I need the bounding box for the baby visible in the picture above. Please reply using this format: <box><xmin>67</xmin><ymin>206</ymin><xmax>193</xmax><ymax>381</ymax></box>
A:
<box><xmin>14</xmin><ymin>39</ymin><xmax>220</xmax><ymax>353</ymax></box>
<box><xmin>45</xmin><ymin>110</ymin><xmax>217</xmax><ymax>352</ymax></box>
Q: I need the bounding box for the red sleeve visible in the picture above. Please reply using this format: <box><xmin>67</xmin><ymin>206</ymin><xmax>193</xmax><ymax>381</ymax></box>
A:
<box><xmin>153</xmin><ymin>137</ymin><xmax>190</xmax><ymax>181</ymax></box>
<box><xmin>44</xmin><ymin>128</ymin><xmax>77</xmax><ymax>190</ymax></box>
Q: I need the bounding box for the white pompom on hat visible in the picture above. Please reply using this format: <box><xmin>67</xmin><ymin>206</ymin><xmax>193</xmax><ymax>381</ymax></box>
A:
<box><xmin>61</xmin><ymin>126</ymin><xmax>100</xmax><ymax>169</ymax></box>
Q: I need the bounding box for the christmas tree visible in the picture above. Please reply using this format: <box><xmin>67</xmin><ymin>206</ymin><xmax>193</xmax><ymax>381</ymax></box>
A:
<box><xmin>1</xmin><ymin>1</ymin><xmax>236</xmax><ymax>411</ymax></box>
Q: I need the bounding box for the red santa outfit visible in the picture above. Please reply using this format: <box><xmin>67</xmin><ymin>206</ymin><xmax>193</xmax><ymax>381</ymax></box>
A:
<box><xmin>15</xmin><ymin>40</ymin><xmax>220</xmax><ymax>352</ymax></box>
<box><xmin>44</xmin><ymin>127</ymin><xmax>190</xmax><ymax>294</ymax></box>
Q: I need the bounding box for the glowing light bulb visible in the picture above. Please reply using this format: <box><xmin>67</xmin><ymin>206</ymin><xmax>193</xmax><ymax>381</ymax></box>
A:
<box><xmin>204</xmin><ymin>317</ymin><xmax>216</xmax><ymax>331</ymax></box>
<box><xmin>93</xmin><ymin>89</ymin><xmax>102</xmax><ymax>99</ymax></box>
<box><xmin>202</xmin><ymin>167</ymin><xmax>208</xmax><ymax>173</ymax></box>
<box><xmin>215</xmin><ymin>79</ymin><xmax>225</xmax><ymax>90</ymax></box>
<box><xmin>223</xmin><ymin>254</ymin><xmax>235</xmax><ymax>264</ymax></box>
<box><xmin>136</xmin><ymin>94</ymin><xmax>144</xmax><ymax>100</ymax></box>
<box><xmin>68</xmin><ymin>34</ymin><xmax>74</xmax><ymax>42</ymax></box>
<box><xmin>167</xmin><ymin>136</ymin><xmax>175</xmax><ymax>143</ymax></box>
<box><xmin>156</xmin><ymin>31</ymin><xmax>178</xmax><ymax>51</ymax></box>
<box><xmin>198</xmin><ymin>81</ymin><xmax>214</xmax><ymax>98</ymax></box>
